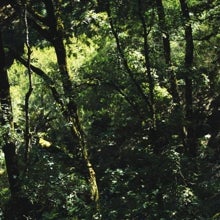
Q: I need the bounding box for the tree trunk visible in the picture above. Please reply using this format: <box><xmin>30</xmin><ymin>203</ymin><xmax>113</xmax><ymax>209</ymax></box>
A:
<box><xmin>36</xmin><ymin>0</ymin><xmax>100</xmax><ymax>209</ymax></box>
<box><xmin>53</xmin><ymin>35</ymin><xmax>99</xmax><ymax>205</ymax></box>
<box><xmin>138</xmin><ymin>0</ymin><xmax>156</xmax><ymax>130</ymax></box>
<box><xmin>156</xmin><ymin>0</ymin><xmax>188</xmax><ymax>152</ymax></box>
<box><xmin>0</xmin><ymin>30</ymin><xmax>21</xmax><ymax>198</ymax></box>
<box><xmin>179</xmin><ymin>0</ymin><xmax>197</xmax><ymax>157</ymax></box>
<box><xmin>156</xmin><ymin>0</ymin><xmax>180</xmax><ymax>105</ymax></box>
<box><xmin>0</xmin><ymin>29</ymin><xmax>35</xmax><ymax>220</ymax></box>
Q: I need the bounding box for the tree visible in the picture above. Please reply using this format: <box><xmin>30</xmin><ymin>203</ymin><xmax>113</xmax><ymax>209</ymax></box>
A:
<box><xmin>0</xmin><ymin>0</ymin><xmax>220</xmax><ymax>219</ymax></box>
<box><xmin>8</xmin><ymin>0</ymin><xmax>100</xmax><ymax>215</ymax></box>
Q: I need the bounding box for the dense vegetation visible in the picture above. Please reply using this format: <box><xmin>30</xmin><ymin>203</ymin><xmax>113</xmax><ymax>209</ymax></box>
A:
<box><xmin>0</xmin><ymin>0</ymin><xmax>219</xmax><ymax>219</ymax></box>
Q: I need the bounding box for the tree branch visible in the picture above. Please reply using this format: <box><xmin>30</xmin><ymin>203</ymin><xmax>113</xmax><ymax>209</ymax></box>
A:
<box><xmin>16</xmin><ymin>56</ymin><xmax>66</xmax><ymax>115</ymax></box>
<box><xmin>106</xmin><ymin>1</ymin><xmax>151</xmax><ymax>113</ymax></box>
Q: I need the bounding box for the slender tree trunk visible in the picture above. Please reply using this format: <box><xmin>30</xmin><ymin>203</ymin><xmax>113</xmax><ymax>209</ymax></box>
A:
<box><xmin>156</xmin><ymin>0</ymin><xmax>180</xmax><ymax>105</ymax></box>
<box><xmin>0</xmin><ymin>30</ymin><xmax>21</xmax><ymax>198</ymax></box>
<box><xmin>0</xmin><ymin>29</ymin><xmax>33</xmax><ymax>220</ymax></box>
<box><xmin>137</xmin><ymin>0</ymin><xmax>163</xmax><ymax>154</ymax></box>
<box><xmin>24</xmin><ymin>6</ymin><xmax>33</xmax><ymax>168</ymax></box>
<box><xmin>179</xmin><ymin>0</ymin><xmax>197</xmax><ymax>157</ymax></box>
<box><xmin>156</xmin><ymin>0</ymin><xmax>188</xmax><ymax>151</ymax></box>
<box><xmin>138</xmin><ymin>0</ymin><xmax>156</xmax><ymax>130</ymax></box>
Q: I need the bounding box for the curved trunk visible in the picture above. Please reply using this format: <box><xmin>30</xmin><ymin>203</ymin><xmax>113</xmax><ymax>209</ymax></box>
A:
<box><xmin>53</xmin><ymin>36</ymin><xmax>99</xmax><ymax>204</ymax></box>
<box><xmin>45</xmin><ymin>0</ymin><xmax>100</xmax><ymax>206</ymax></box>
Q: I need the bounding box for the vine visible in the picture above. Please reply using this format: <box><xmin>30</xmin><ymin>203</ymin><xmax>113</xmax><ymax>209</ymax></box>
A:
<box><xmin>24</xmin><ymin>4</ymin><xmax>33</xmax><ymax>169</ymax></box>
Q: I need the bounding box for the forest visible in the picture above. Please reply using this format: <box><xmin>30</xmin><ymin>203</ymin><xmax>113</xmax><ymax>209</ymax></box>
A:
<box><xmin>0</xmin><ymin>0</ymin><xmax>219</xmax><ymax>219</ymax></box>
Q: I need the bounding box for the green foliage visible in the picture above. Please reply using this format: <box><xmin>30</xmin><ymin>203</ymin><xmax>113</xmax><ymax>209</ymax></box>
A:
<box><xmin>0</xmin><ymin>152</ymin><xmax>10</xmax><ymax>217</ymax></box>
<box><xmin>1</xmin><ymin>0</ymin><xmax>220</xmax><ymax>219</ymax></box>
